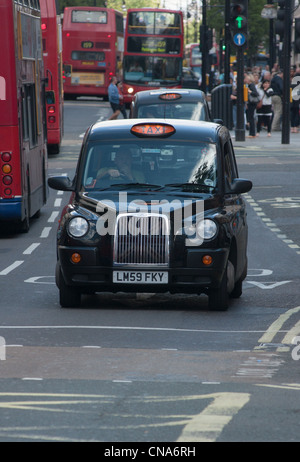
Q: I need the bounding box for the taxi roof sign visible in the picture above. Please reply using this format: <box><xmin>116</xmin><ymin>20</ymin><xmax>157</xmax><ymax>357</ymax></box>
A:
<box><xmin>159</xmin><ymin>93</ymin><xmax>182</xmax><ymax>101</ymax></box>
<box><xmin>131</xmin><ymin>123</ymin><xmax>176</xmax><ymax>137</ymax></box>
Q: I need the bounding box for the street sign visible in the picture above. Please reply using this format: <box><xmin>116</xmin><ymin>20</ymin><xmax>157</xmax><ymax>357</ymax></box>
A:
<box><xmin>233</xmin><ymin>32</ymin><xmax>246</xmax><ymax>46</ymax></box>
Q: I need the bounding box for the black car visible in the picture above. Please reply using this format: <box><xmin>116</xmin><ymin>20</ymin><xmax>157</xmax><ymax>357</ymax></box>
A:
<box><xmin>182</xmin><ymin>66</ymin><xmax>201</xmax><ymax>89</ymax></box>
<box><xmin>130</xmin><ymin>88</ymin><xmax>211</xmax><ymax>121</ymax></box>
<box><xmin>48</xmin><ymin>119</ymin><xmax>252</xmax><ymax>311</ymax></box>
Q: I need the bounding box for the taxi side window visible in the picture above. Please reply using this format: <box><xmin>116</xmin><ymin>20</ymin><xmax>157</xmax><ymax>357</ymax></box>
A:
<box><xmin>223</xmin><ymin>140</ymin><xmax>237</xmax><ymax>188</ymax></box>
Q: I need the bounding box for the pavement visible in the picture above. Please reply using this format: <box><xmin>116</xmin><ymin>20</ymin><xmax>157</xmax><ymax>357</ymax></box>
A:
<box><xmin>230</xmin><ymin>129</ymin><xmax>300</xmax><ymax>152</ymax></box>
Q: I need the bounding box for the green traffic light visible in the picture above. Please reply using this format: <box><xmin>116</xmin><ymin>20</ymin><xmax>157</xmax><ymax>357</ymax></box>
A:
<box><xmin>236</xmin><ymin>16</ymin><xmax>243</xmax><ymax>28</ymax></box>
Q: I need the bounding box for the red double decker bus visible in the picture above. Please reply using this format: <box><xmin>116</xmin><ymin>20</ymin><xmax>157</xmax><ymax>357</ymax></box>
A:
<box><xmin>0</xmin><ymin>0</ymin><xmax>48</xmax><ymax>232</ymax></box>
<box><xmin>62</xmin><ymin>6</ymin><xmax>124</xmax><ymax>99</ymax></box>
<box><xmin>123</xmin><ymin>8</ymin><xmax>184</xmax><ymax>105</ymax></box>
<box><xmin>40</xmin><ymin>0</ymin><xmax>64</xmax><ymax>154</ymax></box>
<box><xmin>185</xmin><ymin>43</ymin><xmax>202</xmax><ymax>75</ymax></box>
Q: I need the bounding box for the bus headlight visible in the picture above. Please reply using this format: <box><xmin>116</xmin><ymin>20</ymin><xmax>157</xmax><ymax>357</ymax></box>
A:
<box><xmin>127</xmin><ymin>87</ymin><xmax>134</xmax><ymax>94</ymax></box>
<box><xmin>197</xmin><ymin>219</ymin><xmax>218</xmax><ymax>240</ymax></box>
<box><xmin>68</xmin><ymin>217</ymin><xmax>89</xmax><ymax>238</ymax></box>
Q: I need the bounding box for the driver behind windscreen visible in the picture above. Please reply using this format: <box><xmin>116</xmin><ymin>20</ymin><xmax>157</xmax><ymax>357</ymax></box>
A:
<box><xmin>97</xmin><ymin>151</ymin><xmax>145</xmax><ymax>183</ymax></box>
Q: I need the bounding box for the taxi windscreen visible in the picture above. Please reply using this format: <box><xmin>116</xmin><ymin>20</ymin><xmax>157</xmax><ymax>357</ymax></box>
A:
<box><xmin>82</xmin><ymin>141</ymin><xmax>217</xmax><ymax>192</ymax></box>
<box><xmin>137</xmin><ymin>102</ymin><xmax>207</xmax><ymax>121</ymax></box>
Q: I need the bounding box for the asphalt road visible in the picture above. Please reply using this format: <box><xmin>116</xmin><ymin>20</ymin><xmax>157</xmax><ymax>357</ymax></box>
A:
<box><xmin>0</xmin><ymin>99</ymin><xmax>299</xmax><ymax>443</ymax></box>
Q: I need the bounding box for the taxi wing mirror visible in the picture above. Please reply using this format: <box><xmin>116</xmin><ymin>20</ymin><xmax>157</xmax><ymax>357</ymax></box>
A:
<box><xmin>227</xmin><ymin>178</ymin><xmax>252</xmax><ymax>195</ymax></box>
<box><xmin>48</xmin><ymin>176</ymin><xmax>74</xmax><ymax>192</ymax></box>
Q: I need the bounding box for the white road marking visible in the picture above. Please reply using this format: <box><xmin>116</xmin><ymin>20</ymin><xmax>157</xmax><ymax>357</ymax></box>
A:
<box><xmin>23</xmin><ymin>244</ymin><xmax>40</xmax><ymax>255</ymax></box>
<box><xmin>48</xmin><ymin>212</ymin><xmax>59</xmax><ymax>223</ymax></box>
<box><xmin>40</xmin><ymin>227</ymin><xmax>52</xmax><ymax>238</ymax></box>
<box><xmin>247</xmin><ymin>281</ymin><xmax>291</xmax><ymax>290</ymax></box>
<box><xmin>0</xmin><ymin>261</ymin><xmax>24</xmax><ymax>276</ymax></box>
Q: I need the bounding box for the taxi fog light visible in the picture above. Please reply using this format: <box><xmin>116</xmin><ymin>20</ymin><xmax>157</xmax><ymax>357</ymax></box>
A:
<box><xmin>71</xmin><ymin>253</ymin><xmax>81</xmax><ymax>264</ymax></box>
<box><xmin>202</xmin><ymin>255</ymin><xmax>213</xmax><ymax>266</ymax></box>
<box><xmin>68</xmin><ymin>217</ymin><xmax>89</xmax><ymax>238</ymax></box>
<box><xmin>197</xmin><ymin>219</ymin><xmax>218</xmax><ymax>240</ymax></box>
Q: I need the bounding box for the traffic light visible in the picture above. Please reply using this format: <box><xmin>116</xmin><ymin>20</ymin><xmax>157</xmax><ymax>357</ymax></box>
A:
<box><xmin>230</xmin><ymin>1</ymin><xmax>248</xmax><ymax>34</ymax></box>
<box><xmin>275</xmin><ymin>0</ymin><xmax>285</xmax><ymax>41</ymax></box>
<box><xmin>295</xmin><ymin>18</ymin><xmax>300</xmax><ymax>53</ymax></box>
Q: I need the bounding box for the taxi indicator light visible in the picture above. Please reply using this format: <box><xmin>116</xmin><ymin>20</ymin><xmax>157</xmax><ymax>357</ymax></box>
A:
<box><xmin>71</xmin><ymin>253</ymin><xmax>81</xmax><ymax>264</ymax></box>
<box><xmin>202</xmin><ymin>255</ymin><xmax>213</xmax><ymax>266</ymax></box>
<box><xmin>131</xmin><ymin>123</ymin><xmax>176</xmax><ymax>137</ymax></box>
<box><xmin>159</xmin><ymin>93</ymin><xmax>182</xmax><ymax>101</ymax></box>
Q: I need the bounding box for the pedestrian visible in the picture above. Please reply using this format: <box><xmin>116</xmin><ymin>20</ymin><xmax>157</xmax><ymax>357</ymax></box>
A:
<box><xmin>256</xmin><ymin>80</ymin><xmax>274</xmax><ymax>137</ymax></box>
<box><xmin>270</xmin><ymin>69</ymin><xmax>283</xmax><ymax>131</ymax></box>
<box><xmin>108</xmin><ymin>76</ymin><xmax>121</xmax><ymax>120</ymax></box>
<box><xmin>230</xmin><ymin>77</ymin><xmax>237</xmax><ymax>128</ymax></box>
<box><xmin>290</xmin><ymin>67</ymin><xmax>300</xmax><ymax>133</ymax></box>
<box><xmin>117</xmin><ymin>81</ymin><xmax>127</xmax><ymax>119</ymax></box>
<box><xmin>245</xmin><ymin>74</ymin><xmax>260</xmax><ymax>138</ymax></box>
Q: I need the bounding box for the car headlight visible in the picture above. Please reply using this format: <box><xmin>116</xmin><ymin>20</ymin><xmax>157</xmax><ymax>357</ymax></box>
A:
<box><xmin>197</xmin><ymin>219</ymin><xmax>218</xmax><ymax>240</ymax></box>
<box><xmin>68</xmin><ymin>217</ymin><xmax>89</xmax><ymax>238</ymax></box>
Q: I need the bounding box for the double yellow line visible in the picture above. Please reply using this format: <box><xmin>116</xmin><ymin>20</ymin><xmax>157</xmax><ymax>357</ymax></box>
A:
<box><xmin>255</xmin><ymin>306</ymin><xmax>300</xmax><ymax>352</ymax></box>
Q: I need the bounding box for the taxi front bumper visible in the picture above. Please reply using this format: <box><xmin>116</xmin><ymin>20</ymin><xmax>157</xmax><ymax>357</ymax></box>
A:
<box><xmin>58</xmin><ymin>246</ymin><xmax>229</xmax><ymax>294</ymax></box>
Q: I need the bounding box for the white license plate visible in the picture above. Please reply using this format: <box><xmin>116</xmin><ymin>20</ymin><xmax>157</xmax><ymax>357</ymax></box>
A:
<box><xmin>113</xmin><ymin>271</ymin><xmax>168</xmax><ymax>284</ymax></box>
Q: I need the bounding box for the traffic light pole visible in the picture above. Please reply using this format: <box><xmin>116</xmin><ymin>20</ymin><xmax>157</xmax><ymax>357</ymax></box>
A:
<box><xmin>201</xmin><ymin>0</ymin><xmax>207</xmax><ymax>93</ymax></box>
<box><xmin>235</xmin><ymin>47</ymin><xmax>245</xmax><ymax>141</ymax></box>
<box><xmin>224</xmin><ymin>0</ymin><xmax>231</xmax><ymax>84</ymax></box>
<box><xmin>281</xmin><ymin>0</ymin><xmax>292</xmax><ymax>144</ymax></box>
<box><xmin>229</xmin><ymin>1</ymin><xmax>248</xmax><ymax>141</ymax></box>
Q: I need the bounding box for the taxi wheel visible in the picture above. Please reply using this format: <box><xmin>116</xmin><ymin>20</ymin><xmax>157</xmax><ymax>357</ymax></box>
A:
<box><xmin>230</xmin><ymin>279</ymin><xmax>243</xmax><ymax>299</ymax></box>
<box><xmin>208</xmin><ymin>266</ymin><xmax>229</xmax><ymax>311</ymax></box>
<box><xmin>58</xmin><ymin>269</ymin><xmax>81</xmax><ymax>308</ymax></box>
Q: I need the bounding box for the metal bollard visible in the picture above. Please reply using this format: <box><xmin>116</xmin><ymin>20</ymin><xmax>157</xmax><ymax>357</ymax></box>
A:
<box><xmin>211</xmin><ymin>84</ymin><xmax>233</xmax><ymax>130</ymax></box>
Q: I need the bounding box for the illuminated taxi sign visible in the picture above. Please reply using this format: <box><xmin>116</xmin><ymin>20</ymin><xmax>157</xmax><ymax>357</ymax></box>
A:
<box><xmin>131</xmin><ymin>123</ymin><xmax>176</xmax><ymax>137</ymax></box>
<box><xmin>159</xmin><ymin>93</ymin><xmax>182</xmax><ymax>101</ymax></box>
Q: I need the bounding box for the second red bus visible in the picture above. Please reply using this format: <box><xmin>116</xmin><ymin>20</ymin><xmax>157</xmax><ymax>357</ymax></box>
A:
<box><xmin>62</xmin><ymin>6</ymin><xmax>124</xmax><ymax>99</ymax></box>
<box><xmin>40</xmin><ymin>0</ymin><xmax>64</xmax><ymax>154</ymax></box>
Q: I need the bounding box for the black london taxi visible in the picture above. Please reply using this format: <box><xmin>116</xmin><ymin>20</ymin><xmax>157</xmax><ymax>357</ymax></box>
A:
<box><xmin>48</xmin><ymin>119</ymin><xmax>252</xmax><ymax>310</ymax></box>
<box><xmin>130</xmin><ymin>88</ymin><xmax>211</xmax><ymax>121</ymax></box>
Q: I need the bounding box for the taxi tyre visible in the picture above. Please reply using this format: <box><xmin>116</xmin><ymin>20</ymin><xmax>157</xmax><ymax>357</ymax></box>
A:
<box><xmin>208</xmin><ymin>260</ymin><xmax>235</xmax><ymax>311</ymax></box>
<box><xmin>230</xmin><ymin>261</ymin><xmax>247</xmax><ymax>299</ymax></box>
<box><xmin>58</xmin><ymin>266</ymin><xmax>81</xmax><ymax>308</ymax></box>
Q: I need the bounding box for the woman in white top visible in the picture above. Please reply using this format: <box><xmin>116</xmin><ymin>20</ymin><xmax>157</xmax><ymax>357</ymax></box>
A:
<box><xmin>256</xmin><ymin>80</ymin><xmax>274</xmax><ymax>137</ymax></box>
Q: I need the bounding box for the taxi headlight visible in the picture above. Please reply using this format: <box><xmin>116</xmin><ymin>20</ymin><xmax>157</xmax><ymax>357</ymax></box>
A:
<box><xmin>197</xmin><ymin>219</ymin><xmax>218</xmax><ymax>240</ymax></box>
<box><xmin>68</xmin><ymin>217</ymin><xmax>89</xmax><ymax>238</ymax></box>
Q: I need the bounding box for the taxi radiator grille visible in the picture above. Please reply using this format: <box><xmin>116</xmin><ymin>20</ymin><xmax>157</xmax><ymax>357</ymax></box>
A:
<box><xmin>113</xmin><ymin>214</ymin><xmax>169</xmax><ymax>266</ymax></box>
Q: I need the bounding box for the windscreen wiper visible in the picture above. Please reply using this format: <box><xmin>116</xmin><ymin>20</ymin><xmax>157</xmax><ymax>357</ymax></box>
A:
<box><xmin>164</xmin><ymin>183</ymin><xmax>215</xmax><ymax>191</ymax></box>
